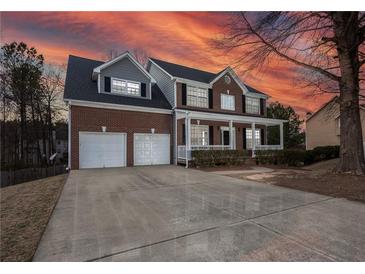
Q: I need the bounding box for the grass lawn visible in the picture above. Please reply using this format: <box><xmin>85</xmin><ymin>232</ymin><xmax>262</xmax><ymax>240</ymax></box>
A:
<box><xmin>0</xmin><ymin>174</ymin><xmax>67</xmax><ymax>261</ymax></box>
<box><xmin>227</xmin><ymin>159</ymin><xmax>365</xmax><ymax>203</ymax></box>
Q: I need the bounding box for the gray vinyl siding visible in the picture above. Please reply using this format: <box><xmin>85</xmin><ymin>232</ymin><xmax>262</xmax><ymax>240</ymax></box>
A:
<box><xmin>100</xmin><ymin>57</ymin><xmax>151</xmax><ymax>98</ymax></box>
<box><xmin>148</xmin><ymin>62</ymin><xmax>175</xmax><ymax>107</ymax></box>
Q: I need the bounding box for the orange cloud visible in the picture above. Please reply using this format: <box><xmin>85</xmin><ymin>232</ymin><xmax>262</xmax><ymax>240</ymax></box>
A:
<box><xmin>2</xmin><ymin>12</ymin><xmax>333</xmax><ymax>116</ymax></box>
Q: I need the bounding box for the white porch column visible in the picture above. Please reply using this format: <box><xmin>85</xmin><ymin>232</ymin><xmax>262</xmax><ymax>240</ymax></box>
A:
<box><xmin>185</xmin><ymin>113</ymin><xmax>191</xmax><ymax>168</ymax></box>
<box><xmin>279</xmin><ymin>122</ymin><xmax>284</xmax><ymax>149</ymax></box>
<box><xmin>252</xmin><ymin>122</ymin><xmax>256</xmax><ymax>157</ymax></box>
<box><xmin>229</xmin><ymin>120</ymin><xmax>233</xmax><ymax>149</ymax></box>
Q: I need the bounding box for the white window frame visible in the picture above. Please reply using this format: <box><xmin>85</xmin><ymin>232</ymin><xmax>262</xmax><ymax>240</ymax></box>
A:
<box><xmin>246</xmin><ymin>129</ymin><xmax>261</xmax><ymax>149</ymax></box>
<box><xmin>187</xmin><ymin>85</ymin><xmax>209</xmax><ymax>108</ymax></box>
<box><xmin>246</xmin><ymin>96</ymin><xmax>260</xmax><ymax>114</ymax></box>
<box><xmin>191</xmin><ymin>124</ymin><xmax>209</xmax><ymax>146</ymax></box>
<box><xmin>220</xmin><ymin>127</ymin><xmax>236</xmax><ymax>149</ymax></box>
<box><xmin>111</xmin><ymin>77</ymin><xmax>141</xmax><ymax>96</ymax></box>
<box><xmin>221</xmin><ymin>94</ymin><xmax>235</xmax><ymax>111</ymax></box>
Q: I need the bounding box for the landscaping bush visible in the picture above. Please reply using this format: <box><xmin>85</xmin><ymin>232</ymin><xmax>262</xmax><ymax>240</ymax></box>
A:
<box><xmin>255</xmin><ymin>145</ymin><xmax>339</xmax><ymax>167</ymax></box>
<box><xmin>312</xmin><ymin>146</ymin><xmax>339</xmax><ymax>160</ymax></box>
<box><xmin>191</xmin><ymin>150</ymin><xmax>248</xmax><ymax>167</ymax></box>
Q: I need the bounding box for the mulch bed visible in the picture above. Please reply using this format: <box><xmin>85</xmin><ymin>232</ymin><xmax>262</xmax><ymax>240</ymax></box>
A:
<box><xmin>0</xmin><ymin>174</ymin><xmax>67</xmax><ymax>261</ymax></box>
<box><xmin>270</xmin><ymin>172</ymin><xmax>365</xmax><ymax>203</ymax></box>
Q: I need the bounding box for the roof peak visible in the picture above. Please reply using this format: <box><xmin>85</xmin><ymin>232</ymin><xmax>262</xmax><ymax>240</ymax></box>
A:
<box><xmin>69</xmin><ymin>54</ymin><xmax>103</xmax><ymax>63</ymax></box>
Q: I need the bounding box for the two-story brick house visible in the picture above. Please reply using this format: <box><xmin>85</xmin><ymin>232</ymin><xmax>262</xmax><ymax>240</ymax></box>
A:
<box><xmin>64</xmin><ymin>52</ymin><xmax>285</xmax><ymax>169</ymax></box>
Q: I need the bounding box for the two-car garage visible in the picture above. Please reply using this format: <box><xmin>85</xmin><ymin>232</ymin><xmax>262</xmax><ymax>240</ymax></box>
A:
<box><xmin>79</xmin><ymin>132</ymin><xmax>170</xmax><ymax>169</ymax></box>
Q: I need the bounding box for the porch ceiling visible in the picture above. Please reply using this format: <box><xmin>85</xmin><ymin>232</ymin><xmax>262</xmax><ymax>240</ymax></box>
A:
<box><xmin>175</xmin><ymin>109</ymin><xmax>286</xmax><ymax>126</ymax></box>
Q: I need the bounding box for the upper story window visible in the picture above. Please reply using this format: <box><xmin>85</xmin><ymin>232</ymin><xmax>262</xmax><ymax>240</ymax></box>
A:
<box><xmin>221</xmin><ymin>94</ymin><xmax>235</xmax><ymax>111</ymax></box>
<box><xmin>111</xmin><ymin>78</ymin><xmax>141</xmax><ymax>96</ymax></box>
<box><xmin>187</xmin><ymin>85</ymin><xmax>208</xmax><ymax>108</ymax></box>
<box><xmin>246</xmin><ymin>97</ymin><xmax>260</xmax><ymax>114</ymax></box>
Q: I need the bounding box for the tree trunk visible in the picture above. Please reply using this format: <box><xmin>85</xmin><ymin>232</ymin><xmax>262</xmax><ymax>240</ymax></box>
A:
<box><xmin>332</xmin><ymin>12</ymin><xmax>365</xmax><ymax>175</ymax></box>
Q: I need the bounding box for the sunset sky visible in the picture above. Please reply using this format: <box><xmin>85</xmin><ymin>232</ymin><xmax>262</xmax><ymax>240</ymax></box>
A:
<box><xmin>1</xmin><ymin>12</ymin><xmax>334</xmax><ymax>117</ymax></box>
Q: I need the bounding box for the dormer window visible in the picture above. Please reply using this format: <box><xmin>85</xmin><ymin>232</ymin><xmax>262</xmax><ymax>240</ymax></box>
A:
<box><xmin>111</xmin><ymin>77</ymin><xmax>141</xmax><ymax>96</ymax></box>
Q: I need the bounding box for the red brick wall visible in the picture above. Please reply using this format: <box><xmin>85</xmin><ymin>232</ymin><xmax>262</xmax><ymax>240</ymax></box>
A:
<box><xmin>70</xmin><ymin>105</ymin><xmax>172</xmax><ymax>169</ymax></box>
<box><xmin>176</xmin><ymin>119</ymin><xmax>266</xmax><ymax>150</ymax></box>
<box><xmin>176</xmin><ymin>72</ymin><xmax>266</xmax><ymax>117</ymax></box>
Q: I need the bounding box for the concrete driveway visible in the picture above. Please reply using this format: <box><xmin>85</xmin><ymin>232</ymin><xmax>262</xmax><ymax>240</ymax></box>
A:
<box><xmin>33</xmin><ymin>166</ymin><xmax>365</xmax><ymax>261</ymax></box>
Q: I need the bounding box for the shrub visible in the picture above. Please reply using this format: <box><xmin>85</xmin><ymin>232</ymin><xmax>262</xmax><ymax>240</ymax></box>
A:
<box><xmin>191</xmin><ymin>150</ymin><xmax>248</xmax><ymax>168</ymax></box>
<box><xmin>255</xmin><ymin>145</ymin><xmax>339</xmax><ymax>167</ymax></box>
<box><xmin>312</xmin><ymin>146</ymin><xmax>339</xmax><ymax>161</ymax></box>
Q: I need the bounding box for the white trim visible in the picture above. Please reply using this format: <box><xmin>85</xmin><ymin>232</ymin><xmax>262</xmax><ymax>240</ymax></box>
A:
<box><xmin>175</xmin><ymin>109</ymin><xmax>286</xmax><ymax>125</ymax></box>
<box><xmin>97</xmin><ymin>74</ymin><xmax>101</xmax><ymax>94</ymax></box>
<box><xmin>67</xmin><ymin>104</ymin><xmax>71</xmax><ymax>170</ymax></box>
<box><xmin>174</xmin><ymin>112</ymin><xmax>178</xmax><ymax>165</ymax></box>
<box><xmin>211</xmin><ymin>67</ymin><xmax>268</xmax><ymax>99</ymax></box>
<box><xmin>93</xmin><ymin>52</ymin><xmax>156</xmax><ymax>83</ymax></box>
<box><xmin>65</xmin><ymin>99</ymin><xmax>172</xmax><ymax>114</ymax></box>
<box><xmin>220</xmin><ymin>126</ymin><xmax>236</xmax><ymax>149</ymax></box>
<box><xmin>148</xmin><ymin>59</ymin><xmax>174</xmax><ymax>80</ymax></box>
<box><xmin>210</xmin><ymin>67</ymin><xmax>249</xmax><ymax>94</ymax></box>
<box><xmin>173</xmin><ymin>80</ymin><xmax>177</xmax><ymax>109</ymax></box>
<box><xmin>175</xmin><ymin>77</ymin><xmax>211</xmax><ymax>89</ymax></box>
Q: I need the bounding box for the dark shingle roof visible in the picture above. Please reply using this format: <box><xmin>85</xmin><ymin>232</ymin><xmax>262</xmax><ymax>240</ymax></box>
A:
<box><xmin>245</xmin><ymin>85</ymin><xmax>267</xmax><ymax>96</ymax></box>
<box><xmin>63</xmin><ymin>55</ymin><xmax>172</xmax><ymax>110</ymax></box>
<box><xmin>150</xmin><ymin>58</ymin><xmax>217</xmax><ymax>83</ymax></box>
<box><xmin>150</xmin><ymin>58</ymin><xmax>267</xmax><ymax>97</ymax></box>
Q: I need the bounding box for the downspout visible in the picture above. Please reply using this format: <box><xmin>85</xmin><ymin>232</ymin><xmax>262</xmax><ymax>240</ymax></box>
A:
<box><xmin>67</xmin><ymin>103</ymin><xmax>71</xmax><ymax>170</ymax></box>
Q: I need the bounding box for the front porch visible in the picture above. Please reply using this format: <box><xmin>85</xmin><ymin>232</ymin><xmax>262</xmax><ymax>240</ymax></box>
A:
<box><xmin>175</xmin><ymin>109</ymin><xmax>286</xmax><ymax>165</ymax></box>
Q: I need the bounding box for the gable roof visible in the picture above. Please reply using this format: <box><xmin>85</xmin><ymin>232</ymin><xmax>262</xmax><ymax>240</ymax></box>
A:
<box><xmin>149</xmin><ymin>58</ymin><xmax>217</xmax><ymax>83</ymax></box>
<box><xmin>149</xmin><ymin>58</ymin><xmax>268</xmax><ymax>97</ymax></box>
<box><xmin>93</xmin><ymin>51</ymin><xmax>156</xmax><ymax>83</ymax></box>
<box><xmin>63</xmin><ymin>55</ymin><xmax>171</xmax><ymax>110</ymax></box>
<box><xmin>306</xmin><ymin>96</ymin><xmax>365</xmax><ymax>122</ymax></box>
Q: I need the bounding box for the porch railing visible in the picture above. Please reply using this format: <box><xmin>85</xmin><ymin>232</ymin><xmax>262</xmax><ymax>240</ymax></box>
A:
<box><xmin>178</xmin><ymin>145</ymin><xmax>231</xmax><ymax>160</ymax></box>
<box><xmin>255</xmin><ymin>145</ymin><xmax>282</xmax><ymax>150</ymax></box>
<box><xmin>178</xmin><ymin>144</ymin><xmax>283</xmax><ymax>161</ymax></box>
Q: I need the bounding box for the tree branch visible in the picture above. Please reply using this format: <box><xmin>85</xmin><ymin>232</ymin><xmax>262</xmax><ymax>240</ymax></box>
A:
<box><xmin>241</xmin><ymin>12</ymin><xmax>341</xmax><ymax>82</ymax></box>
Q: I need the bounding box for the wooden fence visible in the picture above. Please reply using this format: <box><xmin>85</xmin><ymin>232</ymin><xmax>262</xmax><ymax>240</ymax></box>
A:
<box><xmin>0</xmin><ymin>165</ymin><xmax>67</xmax><ymax>187</ymax></box>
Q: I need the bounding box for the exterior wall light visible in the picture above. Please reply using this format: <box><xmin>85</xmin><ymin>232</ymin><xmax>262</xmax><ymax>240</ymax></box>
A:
<box><xmin>101</xmin><ymin>126</ymin><xmax>107</xmax><ymax>132</ymax></box>
<box><xmin>151</xmin><ymin>128</ymin><xmax>155</xmax><ymax>134</ymax></box>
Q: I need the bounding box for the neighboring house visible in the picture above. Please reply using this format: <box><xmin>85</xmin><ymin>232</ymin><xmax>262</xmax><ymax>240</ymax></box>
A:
<box><xmin>64</xmin><ymin>52</ymin><xmax>285</xmax><ymax>169</ymax></box>
<box><xmin>305</xmin><ymin>96</ymin><xmax>365</xmax><ymax>150</ymax></box>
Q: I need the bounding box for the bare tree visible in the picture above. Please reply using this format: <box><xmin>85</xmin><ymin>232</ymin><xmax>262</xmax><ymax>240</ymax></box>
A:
<box><xmin>213</xmin><ymin>12</ymin><xmax>365</xmax><ymax>175</ymax></box>
<box><xmin>103</xmin><ymin>48</ymin><xmax>149</xmax><ymax>67</ymax></box>
<box><xmin>40</xmin><ymin>64</ymin><xmax>66</xmax><ymax>158</ymax></box>
<box><xmin>131</xmin><ymin>48</ymin><xmax>149</xmax><ymax>68</ymax></box>
<box><xmin>1</xmin><ymin>42</ymin><xmax>44</xmax><ymax>164</ymax></box>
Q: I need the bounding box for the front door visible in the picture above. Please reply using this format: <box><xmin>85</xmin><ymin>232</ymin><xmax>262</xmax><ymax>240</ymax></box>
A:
<box><xmin>223</xmin><ymin>131</ymin><xmax>230</xmax><ymax>146</ymax></box>
<box><xmin>221</xmin><ymin>127</ymin><xmax>236</xmax><ymax>148</ymax></box>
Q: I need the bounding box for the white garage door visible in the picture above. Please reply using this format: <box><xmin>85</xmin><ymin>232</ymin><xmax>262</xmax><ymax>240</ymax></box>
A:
<box><xmin>79</xmin><ymin>132</ymin><xmax>126</xmax><ymax>169</ymax></box>
<box><xmin>134</xmin><ymin>134</ymin><xmax>170</xmax><ymax>166</ymax></box>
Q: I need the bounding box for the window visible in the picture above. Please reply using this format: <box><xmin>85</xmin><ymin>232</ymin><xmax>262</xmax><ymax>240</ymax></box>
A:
<box><xmin>246</xmin><ymin>129</ymin><xmax>261</xmax><ymax>149</ymax></box>
<box><xmin>111</xmin><ymin>78</ymin><xmax>141</xmax><ymax>96</ymax></box>
<box><xmin>191</xmin><ymin>125</ymin><xmax>209</xmax><ymax>146</ymax></box>
<box><xmin>187</xmin><ymin>86</ymin><xmax>208</xmax><ymax>108</ymax></box>
<box><xmin>221</xmin><ymin>94</ymin><xmax>235</xmax><ymax>110</ymax></box>
<box><xmin>246</xmin><ymin>97</ymin><xmax>260</xmax><ymax>114</ymax></box>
